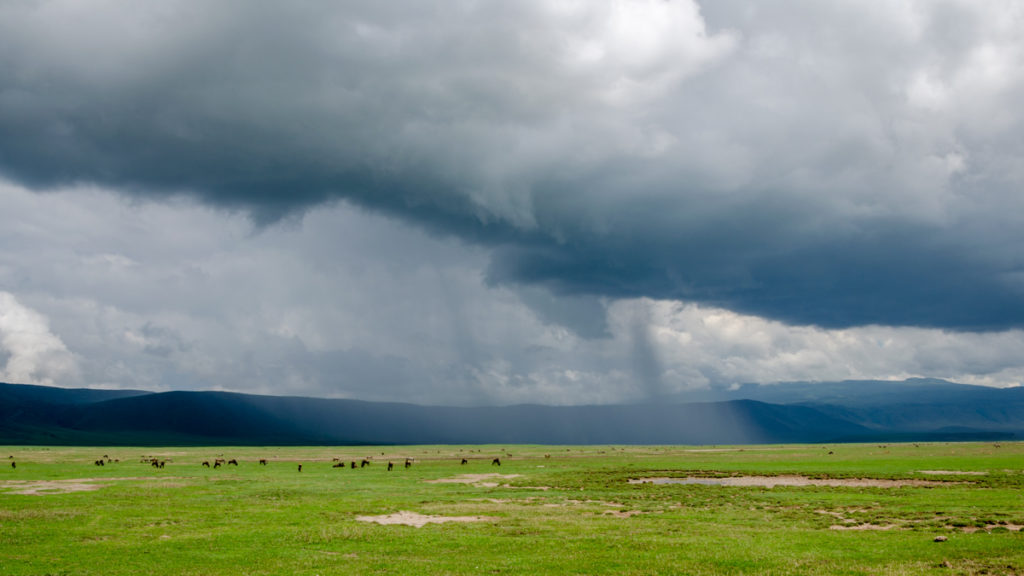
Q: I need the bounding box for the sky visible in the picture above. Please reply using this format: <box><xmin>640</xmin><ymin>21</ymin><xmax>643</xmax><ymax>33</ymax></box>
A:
<box><xmin>1</xmin><ymin>0</ymin><xmax>1024</xmax><ymax>405</ymax></box>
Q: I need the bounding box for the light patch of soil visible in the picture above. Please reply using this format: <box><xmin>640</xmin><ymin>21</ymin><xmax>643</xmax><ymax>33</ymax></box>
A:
<box><xmin>954</xmin><ymin>524</ymin><xmax>1023</xmax><ymax>533</ymax></box>
<box><xmin>630</xmin><ymin>475</ymin><xmax>952</xmax><ymax>488</ymax></box>
<box><xmin>2</xmin><ymin>480</ymin><xmax>105</xmax><ymax>495</ymax></box>
<box><xmin>1</xmin><ymin>477</ymin><xmax>186</xmax><ymax>495</ymax></box>
<box><xmin>602</xmin><ymin>509</ymin><xmax>644</xmax><ymax>518</ymax></box>
<box><xmin>829</xmin><ymin>523</ymin><xmax>900</xmax><ymax>531</ymax></box>
<box><xmin>425</xmin><ymin>473</ymin><xmax>525</xmax><ymax>488</ymax></box>
<box><xmin>681</xmin><ymin>448</ymin><xmax>785</xmax><ymax>453</ymax></box>
<box><xmin>918</xmin><ymin>470</ymin><xmax>987</xmax><ymax>476</ymax></box>
<box><xmin>355</xmin><ymin>511</ymin><xmax>496</xmax><ymax>528</ymax></box>
<box><xmin>423</xmin><ymin>471</ymin><xmax>552</xmax><ymax>487</ymax></box>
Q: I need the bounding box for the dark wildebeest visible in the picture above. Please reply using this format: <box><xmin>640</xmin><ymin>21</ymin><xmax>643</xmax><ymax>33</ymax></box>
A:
<box><xmin>202</xmin><ymin>461</ymin><xmax>210</xmax><ymax>468</ymax></box>
<box><xmin>297</xmin><ymin>464</ymin><xmax>302</xmax><ymax>472</ymax></box>
<box><xmin>491</xmin><ymin>458</ymin><xmax>501</xmax><ymax>466</ymax></box>
<box><xmin>360</xmin><ymin>459</ymin><xmax>370</xmax><ymax>468</ymax></box>
<box><xmin>461</xmin><ymin>458</ymin><xmax>468</xmax><ymax>465</ymax></box>
<box><xmin>387</xmin><ymin>462</ymin><xmax>393</xmax><ymax>471</ymax></box>
<box><xmin>333</xmin><ymin>462</ymin><xmax>344</xmax><ymax>468</ymax></box>
<box><xmin>404</xmin><ymin>458</ymin><xmax>412</xmax><ymax>469</ymax></box>
<box><xmin>228</xmin><ymin>459</ymin><xmax>238</xmax><ymax>466</ymax></box>
<box><xmin>259</xmin><ymin>459</ymin><xmax>267</xmax><ymax>465</ymax></box>
<box><xmin>214</xmin><ymin>461</ymin><xmax>221</xmax><ymax>469</ymax></box>
<box><xmin>95</xmin><ymin>460</ymin><xmax>104</xmax><ymax>466</ymax></box>
<box><xmin>10</xmin><ymin>461</ymin><xmax>14</xmax><ymax>469</ymax></box>
<box><xmin>350</xmin><ymin>461</ymin><xmax>357</xmax><ymax>469</ymax></box>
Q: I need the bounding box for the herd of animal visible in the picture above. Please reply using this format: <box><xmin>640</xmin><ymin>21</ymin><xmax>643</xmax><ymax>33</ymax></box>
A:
<box><xmin>6</xmin><ymin>450</ymin><xmax>540</xmax><ymax>471</ymax></box>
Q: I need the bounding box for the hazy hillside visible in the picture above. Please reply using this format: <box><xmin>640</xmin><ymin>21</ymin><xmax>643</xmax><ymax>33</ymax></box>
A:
<box><xmin>0</xmin><ymin>380</ymin><xmax>1020</xmax><ymax>445</ymax></box>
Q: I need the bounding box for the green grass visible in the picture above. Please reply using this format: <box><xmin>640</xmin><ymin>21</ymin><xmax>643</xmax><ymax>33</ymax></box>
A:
<box><xmin>1</xmin><ymin>443</ymin><xmax>1022</xmax><ymax>575</ymax></box>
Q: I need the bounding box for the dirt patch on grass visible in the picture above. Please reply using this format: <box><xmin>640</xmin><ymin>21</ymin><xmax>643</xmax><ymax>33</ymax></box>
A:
<box><xmin>2</xmin><ymin>480</ymin><xmax>105</xmax><ymax>495</ymax></box>
<box><xmin>424</xmin><ymin>473</ymin><xmax>553</xmax><ymax>490</ymax></box>
<box><xmin>426</xmin><ymin>473</ymin><xmax>521</xmax><ymax>487</ymax></box>
<box><xmin>918</xmin><ymin>470</ymin><xmax>987</xmax><ymax>476</ymax></box>
<box><xmin>829</xmin><ymin>523</ymin><xmax>900</xmax><ymax>531</ymax></box>
<box><xmin>630</xmin><ymin>475</ymin><xmax>952</xmax><ymax>488</ymax></box>
<box><xmin>355</xmin><ymin>511</ymin><xmax>496</xmax><ymax>528</ymax></box>
<box><xmin>955</xmin><ymin>524</ymin><xmax>1023</xmax><ymax>533</ymax></box>
<box><xmin>1</xmin><ymin>477</ymin><xmax>185</xmax><ymax>495</ymax></box>
<box><xmin>602</xmin><ymin>509</ymin><xmax>644</xmax><ymax>518</ymax></box>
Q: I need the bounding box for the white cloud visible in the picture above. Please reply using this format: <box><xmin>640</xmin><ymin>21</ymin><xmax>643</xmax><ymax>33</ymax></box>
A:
<box><xmin>610</xmin><ymin>299</ymin><xmax>1024</xmax><ymax>393</ymax></box>
<box><xmin>0</xmin><ymin>291</ymin><xmax>78</xmax><ymax>386</ymax></box>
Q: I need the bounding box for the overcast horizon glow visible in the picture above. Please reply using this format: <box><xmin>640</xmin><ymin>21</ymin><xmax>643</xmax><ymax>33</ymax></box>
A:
<box><xmin>2</xmin><ymin>1</ymin><xmax>1024</xmax><ymax>405</ymax></box>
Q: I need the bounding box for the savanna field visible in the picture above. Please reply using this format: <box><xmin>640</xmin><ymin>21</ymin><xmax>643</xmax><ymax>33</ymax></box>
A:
<box><xmin>1</xmin><ymin>443</ymin><xmax>1022</xmax><ymax>575</ymax></box>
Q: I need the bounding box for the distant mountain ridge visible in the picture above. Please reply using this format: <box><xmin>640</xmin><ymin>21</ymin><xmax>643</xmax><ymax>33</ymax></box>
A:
<box><xmin>1</xmin><ymin>379</ymin><xmax>1021</xmax><ymax>445</ymax></box>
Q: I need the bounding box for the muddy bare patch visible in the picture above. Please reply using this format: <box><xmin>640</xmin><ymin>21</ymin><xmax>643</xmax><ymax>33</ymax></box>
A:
<box><xmin>630</xmin><ymin>475</ymin><xmax>952</xmax><ymax>488</ymax></box>
<box><xmin>426</xmin><ymin>473</ymin><xmax>521</xmax><ymax>487</ymax></box>
<box><xmin>829</xmin><ymin>523</ymin><xmax>899</xmax><ymax>531</ymax></box>
<box><xmin>918</xmin><ymin>470</ymin><xmax>987</xmax><ymax>476</ymax></box>
<box><xmin>954</xmin><ymin>524</ymin><xmax>1023</xmax><ymax>533</ymax></box>
<box><xmin>355</xmin><ymin>511</ymin><xmax>496</xmax><ymax>528</ymax></box>
<box><xmin>424</xmin><ymin>473</ymin><xmax>548</xmax><ymax>490</ymax></box>
<box><xmin>602</xmin><ymin>509</ymin><xmax>644</xmax><ymax>518</ymax></box>
<box><xmin>1</xmin><ymin>477</ymin><xmax>186</xmax><ymax>495</ymax></box>
<box><xmin>2</xmin><ymin>480</ymin><xmax>106</xmax><ymax>495</ymax></box>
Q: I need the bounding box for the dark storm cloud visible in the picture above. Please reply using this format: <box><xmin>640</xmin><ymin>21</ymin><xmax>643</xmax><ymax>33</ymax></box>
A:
<box><xmin>2</xmin><ymin>1</ymin><xmax>1023</xmax><ymax>330</ymax></box>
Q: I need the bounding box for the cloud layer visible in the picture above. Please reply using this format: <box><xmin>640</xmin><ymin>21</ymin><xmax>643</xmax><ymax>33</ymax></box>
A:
<box><xmin>2</xmin><ymin>2</ymin><xmax>1024</xmax><ymax>403</ymax></box>
<box><xmin>0</xmin><ymin>291</ymin><xmax>78</xmax><ymax>386</ymax></box>
<box><xmin>2</xmin><ymin>1</ymin><xmax>1023</xmax><ymax>330</ymax></box>
<box><xmin>2</xmin><ymin>181</ymin><xmax>1023</xmax><ymax>404</ymax></box>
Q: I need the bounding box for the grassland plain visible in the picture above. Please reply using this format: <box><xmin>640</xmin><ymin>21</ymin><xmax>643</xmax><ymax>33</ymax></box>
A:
<box><xmin>1</xmin><ymin>443</ymin><xmax>1022</xmax><ymax>575</ymax></box>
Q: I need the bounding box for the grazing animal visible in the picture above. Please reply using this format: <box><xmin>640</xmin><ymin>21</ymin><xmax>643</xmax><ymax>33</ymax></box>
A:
<box><xmin>491</xmin><ymin>458</ymin><xmax>501</xmax><ymax>466</ymax></box>
<box><xmin>297</xmin><ymin>464</ymin><xmax>302</xmax><ymax>472</ymax></box>
<box><xmin>333</xmin><ymin>462</ymin><xmax>344</xmax><ymax>468</ymax></box>
<box><xmin>10</xmin><ymin>461</ymin><xmax>15</xmax><ymax>469</ymax></box>
<box><xmin>828</xmin><ymin>451</ymin><xmax>834</xmax><ymax>455</ymax></box>
<box><xmin>351</xmin><ymin>461</ymin><xmax>357</xmax><ymax>469</ymax></box>
<box><xmin>360</xmin><ymin>459</ymin><xmax>370</xmax><ymax>468</ymax></box>
<box><xmin>404</xmin><ymin>458</ymin><xmax>412</xmax><ymax>469</ymax></box>
<box><xmin>259</xmin><ymin>459</ymin><xmax>267</xmax><ymax>465</ymax></box>
<box><xmin>214</xmin><ymin>458</ymin><xmax>226</xmax><ymax>466</ymax></box>
<box><xmin>544</xmin><ymin>454</ymin><xmax>550</xmax><ymax>459</ymax></box>
<box><xmin>387</xmin><ymin>462</ymin><xmax>393</xmax><ymax>471</ymax></box>
<box><xmin>214</xmin><ymin>461</ymin><xmax>221</xmax><ymax>469</ymax></box>
<box><xmin>202</xmin><ymin>461</ymin><xmax>210</xmax><ymax>468</ymax></box>
<box><xmin>228</xmin><ymin>459</ymin><xmax>238</xmax><ymax>466</ymax></box>
<box><xmin>95</xmin><ymin>460</ymin><xmax>104</xmax><ymax>466</ymax></box>
<box><xmin>461</xmin><ymin>458</ymin><xmax>468</xmax><ymax>465</ymax></box>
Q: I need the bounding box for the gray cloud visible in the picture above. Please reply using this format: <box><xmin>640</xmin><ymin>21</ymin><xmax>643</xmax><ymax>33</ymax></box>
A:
<box><xmin>5</xmin><ymin>1</ymin><xmax>1022</xmax><ymax>329</ymax></box>
<box><xmin>2</xmin><ymin>0</ymin><xmax>1024</xmax><ymax>412</ymax></box>
<box><xmin>3</xmin><ymin>181</ymin><xmax>1024</xmax><ymax>403</ymax></box>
